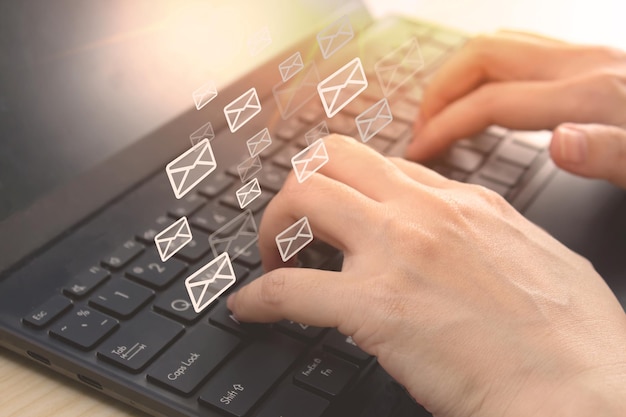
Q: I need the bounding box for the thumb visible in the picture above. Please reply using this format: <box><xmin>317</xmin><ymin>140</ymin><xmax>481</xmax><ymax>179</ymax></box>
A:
<box><xmin>550</xmin><ymin>123</ymin><xmax>626</xmax><ymax>189</ymax></box>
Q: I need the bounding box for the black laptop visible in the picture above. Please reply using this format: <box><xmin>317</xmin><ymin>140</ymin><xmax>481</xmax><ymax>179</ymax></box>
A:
<box><xmin>1</xmin><ymin>1</ymin><xmax>625</xmax><ymax>416</ymax></box>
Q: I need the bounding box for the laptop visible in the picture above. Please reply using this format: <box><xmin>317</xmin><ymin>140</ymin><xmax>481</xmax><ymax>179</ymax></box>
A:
<box><xmin>1</xmin><ymin>1</ymin><xmax>625</xmax><ymax>416</ymax></box>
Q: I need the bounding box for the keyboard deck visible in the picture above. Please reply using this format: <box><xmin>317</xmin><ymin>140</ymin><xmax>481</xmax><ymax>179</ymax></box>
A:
<box><xmin>16</xmin><ymin>18</ymin><xmax>553</xmax><ymax>417</ymax></box>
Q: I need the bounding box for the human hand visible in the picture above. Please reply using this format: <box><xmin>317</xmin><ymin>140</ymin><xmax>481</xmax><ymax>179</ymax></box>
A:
<box><xmin>228</xmin><ymin>135</ymin><xmax>626</xmax><ymax>417</ymax></box>
<box><xmin>406</xmin><ymin>31</ymin><xmax>626</xmax><ymax>189</ymax></box>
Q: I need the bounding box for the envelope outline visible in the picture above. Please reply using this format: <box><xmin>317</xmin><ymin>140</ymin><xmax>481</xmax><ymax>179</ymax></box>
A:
<box><xmin>166</xmin><ymin>139</ymin><xmax>217</xmax><ymax>199</ymax></box>
<box><xmin>189</xmin><ymin>121</ymin><xmax>215</xmax><ymax>146</ymax></box>
<box><xmin>248</xmin><ymin>26</ymin><xmax>272</xmax><ymax>57</ymax></box>
<box><xmin>154</xmin><ymin>216</ymin><xmax>193</xmax><ymax>262</ymax></box>
<box><xmin>304</xmin><ymin>121</ymin><xmax>330</xmax><ymax>145</ymax></box>
<box><xmin>375</xmin><ymin>37</ymin><xmax>424</xmax><ymax>97</ymax></box>
<box><xmin>355</xmin><ymin>98</ymin><xmax>393</xmax><ymax>143</ymax></box>
<box><xmin>209</xmin><ymin>209</ymin><xmax>259</xmax><ymax>261</ymax></box>
<box><xmin>224</xmin><ymin>88</ymin><xmax>262</xmax><ymax>133</ymax></box>
<box><xmin>246</xmin><ymin>128</ymin><xmax>272</xmax><ymax>157</ymax></box>
<box><xmin>185</xmin><ymin>252</ymin><xmax>236</xmax><ymax>313</ymax></box>
<box><xmin>279</xmin><ymin>51</ymin><xmax>304</xmax><ymax>82</ymax></box>
<box><xmin>273</xmin><ymin>62</ymin><xmax>320</xmax><ymax>120</ymax></box>
<box><xmin>276</xmin><ymin>216</ymin><xmax>314</xmax><ymax>262</ymax></box>
<box><xmin>236</xmin><ymin>178</ymin><xmax>262</xmax><ymax>209</ymax></box>
<box><xmin>316</xmin><ymin>15</ymin><xmax>354</xmax><ymax>59</ymax></box>
<box><xmin>237</xmin><ymin>155</ymin><xmax>263</xmax><ymax>183</ymax></box>
<box><xmin>317</xmin><ymin>57</ymin><xmax>368</xmax><ymax>118</ymax></box>
<box><xmin>192</xmin><ymin>80</ymin><xmax>218</xmax><ymax>110</ymax></box>
<box><xmin>291</xmin><ymin>138</ymin><xmax>329</xmax><ymax>183</ymax></box>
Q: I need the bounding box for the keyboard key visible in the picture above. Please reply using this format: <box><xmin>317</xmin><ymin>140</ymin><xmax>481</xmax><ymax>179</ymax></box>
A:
<box><xmin>327</xmin><ymin>113</ymin><xmax>357</xmax><ymax>136</ymax></box>
<box><xmin>486</xmin><ymin>125</ymin><xmax>508</xmax><ymax>138</ymax></box>
<box><xmin>444</xmin><ymin>147</ymin><xmax>484</xmax><ymax>172</ymax></box>
<box><xmin>377</xmin><ymin>120</ymin><xmax>411</xmax><ymax>142</ymax></box>
<box><xmin>23</xmin><ymin>295</ymin><xmax>72</xmax><ymax>329</ymax></box>
<box><xmin>154</xmin><ymin>281</ymin><xmax>210</xmax><ymax>324</ymax></box>
<box><xmin>174</xmin><ymin>230</ymin><xmax>212</xmax><ymax>263</ymax></box>
<box><xmin>191</xmin><ymin>204</ymin><xmax>240</xmax><ymax>233</ymax></box>
<box><xmin>293</xmin><ymin>350</ymin><xmax>358</xmax><ymax>397</ymax></box>
<box><xmin>272</xmin><ymin>144</ymin><xmax>302</xmax><ymax>169</ymax></box>
<box><xmin>97</xmin><ymin>311</ymin><xmax>183</xmax><ymax>373</ymax></box>
<box><xmin>467</xmin><ymin>175</ymin><xmax>510</xmax><ymax>197</ymax></box>
<box><xmin>136</xmin><ymin>215</ymin><xmax>171</xmax><ymax>244</ymax></box>
<box><xmin>510</xmin><ymin>130</ymin><xmax>551</xmax><ymax>150</ymax></box>
<box><xmin>101</xmin><ymin>240</ymin><xmax>144</xmax><ymax>271</ymax></box>
<box><xmin>322</xmin><ymin>329</ymin><xmax>371</xmax><ymax>364</ymax></box>
<box><xmin>50</xmin><ymin>307</ymin><xmax>118</xmax><ymax>350</ymax></box>
<box><xmin>167</xmin><ymin>193</ymin><xmax>207</xmax><ymax>218</ymax></box>
<box><xmin>197</xmin><ymin>172</ymin><xmax>235</xmax><ymax>199</ymax></box>
<box><xmin>209</xmin><ymin>300</ymin><xmax>264</xmax><ymax>337</ymax></box>
<box><xmin>275</xmin><ymin>320</ymin><xmax>325</xmax><ymax>342</ymax></box>
<box><xmin>391</xmin><ymin>100</ymin><xmax>419</xmax><ymax>123</ymax></box>
<box><xmin>198</xmin><ymin>333</ymin><xmax>303</xmax><ymax>416</ymax></box>
<box><xmin>457</xmin><ymin>132</ymin><xmax>500</xmax><ymax>154</ymax></box>
<box><xmin>478</xmin><ymin>159</ymin><xmax>526</xmax><ymax>187</ymax></box>
<box><xmin>89</xmin><ymin>279</ymin><xmax>154</xmax><ymax>319</ymax></box>
<box><xmin>275</xmin><ymin>118</ymin><xmax>305</xmax><ymax>141</ymax></box>
<box><xmin>420</xmin><ymin>42</ymin><xmax>446</xmax><ymax>69</ymax></box>
<box><xmin>231</xmin><ymin>244</ymin><xmax>261</xmax><ymax>268</ymax></box>
<box><xmin>147</xmin><ymin>324</ymin><xmax>241</xmax><ymax>395</ymax></box>
<box><xmin>126</xmin><ymin>251</ymin><xmax>187</xmax><ymax>289</ymax></box>
<box><xmin>255</xmin><ymin>384</ymin><xmax>329</xmax><ymax>417</ymax></box>
<box><xmin>495</xmin><ymin>140</ymin><xmax>539</xmax><ymax>167</ymax></box>
<box><xmin>257</xmin><ymin>165</ymin><xmax>289</xmax><ymax>193</ymax></box>
<box><xmin>431</xmin><ymin>31</ymin><xmax>467</xmax><ymax>48</ymax></box>
<box><xmin>298</xmin><ymin>102</ymin><xmax>324</xmax><ymax>124</ymax></box>
<box><xmin>63</xmin><ymin>265</ymin><xmax>110</xmax><ymax>299</ymax></box>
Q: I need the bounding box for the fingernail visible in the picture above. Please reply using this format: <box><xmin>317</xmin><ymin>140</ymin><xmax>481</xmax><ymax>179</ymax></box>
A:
<box><xmin>557</xmin><ymin>127</ymin><xmax>588</xmax><ymax>164</ymax></box>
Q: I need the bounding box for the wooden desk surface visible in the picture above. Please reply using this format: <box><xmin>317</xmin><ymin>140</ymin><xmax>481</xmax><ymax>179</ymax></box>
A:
<box><xmin>3</xmin><ymin>1</ymin><xmax>625</xmax><ymax>416</ymax></box>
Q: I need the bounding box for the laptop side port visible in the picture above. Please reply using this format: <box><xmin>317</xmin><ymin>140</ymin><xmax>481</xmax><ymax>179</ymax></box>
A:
<box><xmin>26</xmin><ymin>350</ymin><xmax>51</xmax><ymax>366</ymax></box>
<box><xmin>77</xmin><ymin>374</ymin><xmax>103</xmax><ymax>390</ymax></box>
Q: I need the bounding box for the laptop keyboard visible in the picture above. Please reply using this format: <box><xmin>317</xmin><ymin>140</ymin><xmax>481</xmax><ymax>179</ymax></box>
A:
<box><xmin>19</xmin><ymin>20</ymin><xmax>553</xmax><ymax>417</ymax></box>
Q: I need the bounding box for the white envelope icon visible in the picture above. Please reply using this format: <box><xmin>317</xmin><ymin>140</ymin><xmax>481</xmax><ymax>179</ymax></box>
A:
<box><xmin>247</xmin><ymin>128</ymin><xmax>272</xmax><ymax>157</ymax></box>
<box><xmin>375</xmin><ymin>37</ymin><xmax>424</xmax><ymax>97</ymax></box>
<box><xmin>209</xmin><ymin>209</ymin><xmax>259</xmax><ymax>261</ymax></box>
<box><xmin>273</xmin><ymin>62</ymin><xmax>320</xmax><ymax>120</ymax></box>
<box><xmin>317</xmin><ymin>57</ymin><xmax>368</xmax><ymax>118</ymax></box>
<box><xmin>276</xmin><ymin>216</ymin><xmax>314</xmax><ymax>262</ymax></box>
<box><xmin>317</xmin><ymin>15</ymin><xmax>354</xmax><ymax>59</ymax></box>
<box><xmin>166</xmin><ymin>139</ymin><xmax>217</xmax><ymax>199</ymax></box>
<box><xmin>355</xmin><ymin>98</ymin><xmax>393</xmax><ymax>143</ymax></box>
<box><xmin>279</xmin><ymin>51</ymin><xmax>304</xmax><ymax>82</ymax></box>
<box><xmin>237</xmin><ymin>155</ymin><xmax>263</xmax><ymax>183</ymax></box>
<box><xmin>185</xmin><ymin>252</ymin><xmax>237</xmax><ymax>313</ymax></box>
<box><xmin>154</xmin><ymin>216</ymin><xmax>193</xmax><ymax>262</ymax></box>
<box><xmin>236</xmin><ymin>178</ymin><xmax>262</xmax><ymax>209</ymax></box>
<box><xmin>192</xmin><ymin>80</ymin><xmax>218</xmax><ymax>110</ymax></box>
<box><xmin>304</xmin><ymin>121</ymin><xmax>330</xmax><ymax>145</ymax></box>
<box><xmin>189</xmin><ymin>121</ymin><xmax>215</xmax><ymax>146</ymax></box>
<box><xmin>248</xmin><ymin>26</ymin><xmax>272</xmax><ymax>57</ymax></box>
<box><xmin>291</xmin><ymin>138</ymin><xmax>329</xmax><ymax>183</ymax></box>
<box><xmin>224</xmin><ymin>88</ymin><xmax>262</xmax><ymax>133</ymax></box>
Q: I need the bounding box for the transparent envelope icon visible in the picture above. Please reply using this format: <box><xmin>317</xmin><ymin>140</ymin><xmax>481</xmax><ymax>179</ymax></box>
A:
<box><xmin>166</xmin><ymin>139</ymin><xmax>217</xmax><ymax>199</ymax></box>
<box><xmin>316</xmin><ymin>15</ymin><xmax>354</xmax><ymax>59</ymax></box>
<box><xmin>247</xmin><ymin>128</ymin><xmax>272</xmax><ymax>158</ymax></box>
<box><xmin>224</xmin><ymin>87</ymin><xmax>262</xmax><ymax>133</ymax></box>
<box><xmin>291</xmin><ymin>138</ymin><xmax>329</xmax><ymax>183</ymax></box>
<box><xmin>273</xmin><ymin>62</ymin><xmax>320</xmax><ymax>120</ymax></box>
<box><xmin>317</xmin><ymin>57</ymin><xmax>368</xmax><ymax>118</ymax></box>
<box><xmin>304</xmin><ymin>121</ymin><xmax>330</xmax><ymax>145</ymax></box>
<box><xmin>375</xmin><ymin>37</ymin><xmax>424</xmax><ymax>97</ymax></box>
<box><xmin>276</xmin><ymin>216</ymin><xmax>314</xmax><ymax>262</ymax></box>
<box><xmin>279</xmin><ymin>51</ymin><xmax>304</xmax><ymax>82</ymax></box>
<box><xmin>154</xmin><ymin>216</ymin><xmax>193</xmax><ymax>262</ymax></box>
<box><xmin>236</xmin><ymin>178</ymin><xmax>262</xmax><ymax>209</ymax></box>
<box><xmin>192</xmin><ymin>80</ymin><xmax>218</xmax><ymax>111</ymax></box>
<box><xmin>247</xmin><ymin>26</ymin><xmax>272</xmax><ymax>57</ymax></box>
<box><xmin>209</xmin><ymin>209</ymin><xmax>258</xmax><ymax>261</ymax></box>
<box><xmin>237</xmin><ymin>155</ymin><xmax>262</xmax><ymax>183</ymax></box>
<box><xmin>185</xmin><ymin>252</ymin><xmax>236</xmax><ymax>313</ymax></box>
<box><xmin>189</xmin><ymin>121</ymin><xmax>215</xmax><ymax>146</ymax></box>
<box><xmin>355</xmin><ymin>98</ymin><xmax>393</xmax><ymax>143</ymax></box>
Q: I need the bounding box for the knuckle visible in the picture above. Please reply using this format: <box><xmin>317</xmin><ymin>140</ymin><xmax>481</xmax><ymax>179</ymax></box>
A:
<box><xmin>257</xmin><ymin>269</ymin><xmax>289</xmax><ymax>306</ymax></box>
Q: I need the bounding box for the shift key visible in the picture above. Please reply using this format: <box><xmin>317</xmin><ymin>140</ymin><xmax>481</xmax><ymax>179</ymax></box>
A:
<box><xmin>199</xmin><ymin>333</ymin><xmax>303</xmax><ymax>417</ymax></box>
<box><xmin>147</xmin><ymin>324</ymin><xmax>241</xmax><ymax>395</ymax></box>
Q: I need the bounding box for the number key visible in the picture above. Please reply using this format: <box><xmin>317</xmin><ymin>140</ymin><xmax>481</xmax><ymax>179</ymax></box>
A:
<box><xmin>101</xmin><ymin>240</ymin><xmax>144</xmax><ymax>270</ymax></box>
<box><xmin>126</xmin><ymin>251</ymin><xmax>187</xmax><ymax>289</ymax></box>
